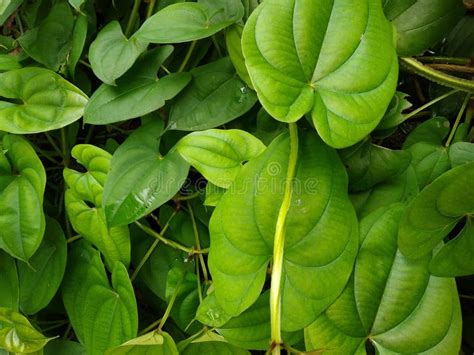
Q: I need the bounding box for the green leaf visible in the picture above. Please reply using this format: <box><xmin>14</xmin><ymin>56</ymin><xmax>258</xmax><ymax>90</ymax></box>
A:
<box><xmin>0</xmin><ymin>68</ymin><xmax>88</xmax><ymax>134</ymax></box>
<box><xmin>242</xmin><ymin>0</ymin><xmax>398</xmax><ymax>148</ymax></box>
<box><xmin>340</xmin><ymin>140</ymin><xmax>412</xmax><ymax>192</ymax></box>
<box><xmin>0</xmin><ymin>0</ymin><xmax>22</xmax><ymax>26</ymax></box>
<box><xmin>226</xmin><ymin>25</ymin><xmax>253</xmax><ymax>89</ymax></box>
<box><xmin>167</xmin><ymin>57</ymin><xmax>257</xmax><ymax>131</ymax></box>
<box><xmin>181</xmin><ymin>338</ymin><xmax>249</xmax><ymax>355</ymax></box>
<box><xmin>89</xmin><ymin>21</ymin><xmax>148</xmax><ymax>85</ymax></box>
<box><xmin>84</xmin><ymin>46</ymin><xmax>191</xmax><ymax>125</ymax></box>
<box><xmin>0</xmin><ymin>307</ymin><xmax>52</xmax><ymax>353</ymax></box>
<box><xmin>103</xmin><ymin>120</ymin><xmax>190</xmax><ymax>227</ymax></box>
<box><xmin>403</xmin><ymin>116</ymin><xmax>451</xmax><ymax>148</ymax></box>
<box><xmin>196</xmin><ymin>292</ymin><xmax>232</xmax><ymax>328</ymax></box>
<box><xmin>18</xmin><ymin>217</ymin><xmax>67</xmax><ymax>315</ymax></box>
<box><xmin>68</xmin><ymin>0</ymin><xmax>86</xmax><ymax>11</ymax></box>
<box><xmin>64</xmin><ymin>144</ymin><xmax>131</xmax><ymax>269</ymax></box>
<box><xmin>383</xmin><ymin>0</ymin><xmax>465</xmax><ymax>56</ymax></box>
<box><xmin>209</xmin><ymin>131</ymin><xmax>358</xmax><ymax>331</ymax></box>
<box><xmin>305</xmin><ymin>205</ymin><xmax>462</xmax><ymax>354</ymax></box>
<box><xmin>204</xmin><ymin>182</ymin><xmax>226</xmax><ymax>207</ymax></box>
<box><xmin>0</xmin><ymin>250</ymin><xmax>19</xmax><ymax>310</ymax></box>
<box><xmin>68</xmin><ymin>13</ymin><xmax>88</xmax><ymax>79</ymax></box>
<box><xmin>135</xmin><ymin>0</ymin><xmax>244</xmax><ymax>43</ymax></box>
<box><xmin>375</xmin><ymin>91</ymin><xmax>412</xmax><ymax>131</ymax></box>
<box><xmin>449</xmin><ymin>142</ymin><xmax>474</xmax><ymax>167</ymax></box>
<box><xmin>399</xmin><ymin>162</ymin><xmax>474</xmax><ymax>276</ymax></box>
<box><xmin>106</xmin><ymin>331</ymin><xmax>178</xmax><ymax>355</ymax></box>
<box><xmin>0</xmin><ymin>134</ymin><xmax>46</xmax><ymax>261</ymax></box>
<box><xmin>18</xmin><ymin>1</ymin><xmax>74</xmax><ymax>70</ymax></box>
<box><xmin>0</xmin><ymin>54</ymin><xmax>22</xmax><ymax>72</ymax></box>
<box><xmin>176</xmin><ymin>129</ymin><xmax>265</xmax><ymax>188</ymax></box>
<box><xmin>44</xmin><ymin>340</ymin><xmax>86</xmax><ymax>355</ymax></box>
<box><xmin>62</xmin><ymin>241</ymin><xmax>138</xmax><ymax>355</ymax></box>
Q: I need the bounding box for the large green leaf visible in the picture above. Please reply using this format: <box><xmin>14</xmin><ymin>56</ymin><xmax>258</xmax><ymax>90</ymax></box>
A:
<box><xmin>106</xmin><ymin>331</ymin><xmax>178</xmax><ymax>355</ymax></box>
<box><xmin>84</xmin><ymin>46</ymin><xmax>191</xmax><ymax>125</ymax></box>
<box><xmin>135</xmin><ymin>0</ymin><xmax>244</xmax><ymax>43</ymax></box>
<box><xmin>62</xmin><ymin>241</ymin><xmax>138</xmax><ymax>355</ymax></box>
<box><xmin>449</xmin><ymin>142</ymin><xmax>474</xmax><ymax>167</ymax></box>
<box><xmin>305</xmin><ymin>205</ymin><xmax>462</xmax><ymax>354</ymax></box>
<box><xmin>0</xmin><ymin>307</ymin><xmax>52</xmax><ymax>353</ymax></box>
<box><xmin>103</xmin><ymin>120</ymin><xmax>190</xmax><ymax>227</ymax></box>
<box><xmin>64</xmin><ymin>144</ymin><xmax>131</xmax><ymax>269</ymax></box>
<box><xmin>383</xmin><ymin>0</ymin><xmax>465</xmax><ymax>56</ymax></box>
<box><xmin>241</xmin><ymin>0</ymin><xmax>398</xmax><ymax>148</ymax></box>
<box><xmin>0</xmin><ymin>134</ymin><xmax>46</xmax><ymax>261</ymax></box>
<box><xmin>89</xmin><ymin>21</ymin><xmax>148</xmax><ymax>85</ymax></box>
<box><xmin>176</xmin><ymin>129</ymin><xmax>265</xmax><ymax>188</ymax></box>
<box><xmin>0</xmin><ymin>251</ymin><xmax>18</xmax><ymax>310</ymax></box>
<box><xmin>18</xmin><ymin>217</ymin><xmax>67</xmax><ymax>315</ymax></box>
<box><xmin>0</xmin><ymin>68</ymin><xmax>88</xmax><ymax>134</ymax></box>
<box><xmin>209</xmin><ymin>130</ymin><xmax>358</xmax><ymax>331</ymax></box>
<box><xmin>167</xmin><ymin>58</ymin><xmax>257</xmax><ymax>131</ymax></box>
<box><xmin>399</xmin><ymin>162</ymin><xmax>474</xmax><ymax>276</ymax></box>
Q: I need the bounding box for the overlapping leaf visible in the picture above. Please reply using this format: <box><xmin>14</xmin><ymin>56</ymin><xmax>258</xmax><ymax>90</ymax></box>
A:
<box><xmin>0</xmin><ymin>251</ymin><xmax>18</xmax><ymax>310</ymax></box>
<box><xmin>106</xmin><ymin>331</ymin><xmax>178</xmax><ymax>355</ymax></box>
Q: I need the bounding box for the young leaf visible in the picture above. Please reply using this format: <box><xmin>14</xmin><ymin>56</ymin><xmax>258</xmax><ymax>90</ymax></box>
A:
<box><xmin>167</xmin><ymin>58</ymin><xmax>257</xmax><ymax>131</ymax></box>
<box><xmin>209</xmin><ymin>131</ymin><xmax>358</xmax><ymax>331</ymax></box>
<box><xmin>375</xmin><ymin>91</ymin><xmax>412</xmax><ymax>131</ymax></box>
<box><xmin>176</xmin><ymin>129</ymin><xmax>265</xmax><ymax>188</ymax></box>
<box><xmin>64</xmin><ymin>144</ymin><xmax>131</xmax><ymax>269</ymax></box>
<box><xmin>62</xmin><ymin>241</ymin><xmax>138</xmax><ymax>355</ymax></box>
<box><xmin>106</xmin><ymin>331</ymin><xmax>178</xmax><ymax>355</ymax></box>
<box><xmin>0</xmin><ymin>251</ymin><xmax>19</xmax><ymax>310</ymax></box>
<box><xmin>103</xmin><ymin>120</ymin><xmax>190</xmax><ymax>227</ymax></box>
<box><xmin>0</xmin><ymin>307</ymin><xmax>52</xmax><ymax>353</ymax></box>
<box><xmin>18</xmin><ymin>217</ymin><xmax>67</xmax><ymax>315</ymax></box>
<box><xmin>84</xmin><ymin>46</ymin><xmax>191</xmax><ymax>125</ymax></box>
<box><xmin>306</xmin><ymin>205</ymin><xmax>462</xmax><ymax>354</ymax></box>
<box><xmin>89</xmin><ymin>21</ymin><xmax>148</xmax><ymax>85</ymax></box>
<box><xmin>0</xmin><ymin>134</ymin><xmax>46</xmax><ymax>261</ymax></box>
<box><xmin>135</xmin><ymin>0</ymin><xmax>244</xmax><ymax>43</ymax></box>
<box><xmin>0</xmin><ymin>68</ymin><xmax>88</xmax><ymax>134</ymax></box>
<box><xmin>242</xmin><ymin>0</ymin><xmax>398</xmax><ymax>148</ymax></box>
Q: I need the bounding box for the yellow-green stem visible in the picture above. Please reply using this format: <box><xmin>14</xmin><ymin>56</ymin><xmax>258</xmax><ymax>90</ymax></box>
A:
<box><xmin>403</xmin><ymin>89</ymin><xmax>459</xmax><ymax>120</ymax></box>
<box><xmin>270</xmin><ymin>123</ymin><xmax>299</xmax><ymax>354</ymax></box>
<box><xmin>445</xmin><ymin>93</ymin><xmax>472</xmax><ymax>147</ymax></box>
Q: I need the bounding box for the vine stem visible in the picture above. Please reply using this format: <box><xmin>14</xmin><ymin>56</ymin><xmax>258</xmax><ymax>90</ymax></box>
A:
<box><xmin>445</xmin><ymin>93</ymin><xmax>471</xmax><ymax>147</ymax></box>
<box><xmin>178</xmin><ymin>40</ymin><xmax>197</xmax><ymax>73</ymax></box>
<box><xmin>125</xmin><ymin>0</ymin><xmax>142</xmax><ymax>37</ymax></box>
<box><xmin>403</xmin><ymin>89</ymin><xmax>459</xmax><ymax>120</ymax></box>
<box><xmin>270</xmin><ymin>122</ymin><xmax>298</xmax><ymax>354</ymax></box>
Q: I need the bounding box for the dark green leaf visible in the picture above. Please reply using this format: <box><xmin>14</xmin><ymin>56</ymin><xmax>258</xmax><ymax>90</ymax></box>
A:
<box><xmin>0</xmin><ymin>250</ymin><xmax>18</xmax><ymax>310</ymax></box>
<box><xmin>68</xmin><ymin>13</ymin><xmax>88</xmax><ymax>79</ymax></box>
<box><xmin>449</xmin><ymin>142</ymin><xmax>474</xmax><ymax>167</ymax></box>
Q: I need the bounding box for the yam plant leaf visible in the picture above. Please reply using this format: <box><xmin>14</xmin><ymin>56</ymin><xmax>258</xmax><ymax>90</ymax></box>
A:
<box><xmin>0</xmin><ymin>250</ymin><xmax>19</xmax><ymax>310</ymax></box>
<box><xmin>167</xmin><ymin>58</ymin><xmax>257</xmax><ymax>131</ymax></box>
<box><xmin>44</xmin><ymin>339</ymin><xmax>86</xmax><ymax>355</ymax></box>
<box><xmin>241</xmin><ymin>0</ymin><xmax>398</xmax><ymax>148</ymax></box>
<box><xmin>0</xmin><ymin>68</ymin><xmax>88</xmax><ymax>134</ymax></box>
<box><xmin>306</xmin><ymin>205</ymin><xmax>462</xmax><ymax>354</ymax></box>
<box><xmin>399</xmin><ymin>162</ymin><xmax>474</xmax><ymax>276</ymax></box>
<box><xmin>0</xmin><ymin>0</ymin><xmax>22</xmax><ymax>26</ymax></box>
<box><xmin>209</xmin><ymin>130</ymin><xmax>358</xmax><ymax>331</ymax></box>
<box><xmin>84</xmin><ymin>46</ymin><xmax>191</xmax><ymax>125</ymax></box>
<box><xmin>62</xmin><ymin>241</ymin><xmax>138</xmax><ymax>355</ymax></box>
<box><xmin>18</xmin><ymin>217</ymin><xmax>67</xmax><ymax>315</ymax></box>
<box><xmin>0</xmin><ymin>307</ymin><xmax>52</xmax><ymax>353</ymax></box>
<box><xmin>176</xmin><ymin>129</ymin><xmax>265</xmax><ymax>188</ymax></box>
<box><xmin>449</xmin><ymin>142</ymin><xmax>474</xmax><ymax>167</ymax></box>
<box><xmin>106</xmin><ymin>331</ymin><xmax>178</xmax><ymax>355</ymax></box>
<box><xmin>68</xmin><ymin>13</ymin><xmax>88</xmax><ymax>79</ymax></box>
<box><xmin>375</xmin><ymin>91</ymin><xmax>412</xmax><ymax>131</ymax></box>
<box><xmin>0</xmin><ymin>134</ymin><xmax>46</xmax><ymax>262</ymax></box>
<box><xmin>64</xmin><ymin>144</ymin><xmax>131</xmax><ymax>269</ymax></box>
<box><xmin>226</xmin><ymin>25</ymin><xmax>253</xmax><ymax>89</ymax></box>
<box><xmin>135</xmin><ymin>0</ymin><xmax>244</xmax><ymax>43</ymax></box>
<box><xmin>204</xmin><ymin>182</ymin><xmax>226</xmax><ymax>207</ymax></box>
<box><xmin>103</xmin><ymin>119</ymin><xmax>190</xmax><ymax>227</ymax></box>
<box><xmin>0</xmin><ymin>54</ymin><xmax>22</xmax><ymax>72</ymax></box>
<box><xmin>383</xmin><ymin>0</ymin><xmax>465</xmax><ymax>56</ymax></box>
<box><xmin>180</xmin><ymin>335</ymin><xmax>250</xmax><ymax>355</ymax></box>
<box><xmin>89</xmin><ymin>21</ymin><xmax>148</xmax><ymax>85</ymax></box>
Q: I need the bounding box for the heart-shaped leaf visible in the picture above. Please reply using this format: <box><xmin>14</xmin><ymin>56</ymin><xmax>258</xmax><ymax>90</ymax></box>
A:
<box><xmin>305</xmin><ymin>205</ymin><xmax>462</xmax><ymax>354</ymax></box>
<box><xmin>241</xmin><ymin>0</ymin><xmax>398</xmax><ymax>148</ymax></box>
<box><xmin>135</xmin><ymin>0</ymin><xmax>244</xmax><ymax>43</ymax></box>
<box><xmin>176</xmin><ymin>129</ymin><xmax>265</xmax><ymax>188</ymax></box>
<box><xmin>103</xmin><ymin>120</ymin><xmax>190</xmax><ymax>227</ymax></box>
<box><xmin>0</xmin><ymin>251</ymin><xmax>18</xmax><ymax>310</ymax></box>
<box><xmin>62</xmin><ymin>241</ymin><xmax>138</xmax><ymax>355</ymax></box>
<box><xmin>209</xmin><ymin>131</ymin><xmax>358</xmax><ymax>331</ymax></box>
<box><xmin>0</xmin><ymin>68</ymin><xmax>88</xmax><ymax>134</ymax></box>
<box><xmin>64</xmin><ymin>144</ymin><xmax>131</xmax><ymax>269</ymax></box>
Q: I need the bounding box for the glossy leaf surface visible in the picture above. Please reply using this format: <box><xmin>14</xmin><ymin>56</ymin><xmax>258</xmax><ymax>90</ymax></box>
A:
<box><xmin>226</xmin><ymin>25</ymin><xmax>253</xmax><ymax>89</ymax></box>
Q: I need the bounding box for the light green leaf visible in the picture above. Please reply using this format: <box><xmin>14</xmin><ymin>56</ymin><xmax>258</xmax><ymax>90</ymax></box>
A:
<box><xmin>0</xmin><ymin>0</ymin><xmax>22</xmax><ymax>26</ymax></box>
<box><xmin>0</xmin><ymin>54</ymin><xmax>22</xmax><ymax>72</ymax></box>
<box><xmin>168</xmin><ymin>57</ymin><xmax>257</xmax><ymax>131</ymax></box>
<box><xmin>18</xmin><ymin>217</ymin><xmax>67</xmax><ymax>315</ymax></box>
<box><xmin>89</xmin><ymin>21</ymin><xmax>148</xmax><ymax>85</ymax></box>
<box><xmin>0</xmin><ymin>307</ymin><xmax>52</xmax><ymax>353</ymax></box>
<box><xmin>306</xmin><ymin>205</ymin><xmax>462</xmax><ymax>354</ymax></box>
<box><xmin>84</xmin><ymin>46</ymin><xmax>191</xmax><ymax>125</ymax></box>
<box><xmin>64</xmin><ymin>144</ymin><xmax>131</xmax><ymax>269</ymax></box>
<box><xmin>204</xmin><ymin>182</ymin><xmax>226</xmax><ymax>207</ymax></box>
<box><xmin>226</xmin><ymin>25</ymin><xmax>253</xmax><ymax>89</ymax></box>
<box><xmin>0</xmin><ymin>250</ymin><xmax>19</xmax><ymax>310</ymax></box>
<box><xmin>376</xmin><ymin>91</ymin><xmax>412</xmax><ymax>131</ymax></box>
<box><xmin>103</xmin><ymin>120</ymin><xmax>190</xmax><ymax>227</ymax></box>
<box><xmin>449</xmin><ymin>142</ymin><xmax>474</xmax><ymax>167</ymax></box>
<box><xmin>242</xmin><ymin>0</ymin><xmax>398</xmax><ymax>148</ymax></box>
<box><xmin>176</xmin><ymin>129</ymin><xmax>265</xmax><ymax>188</ymax></box>
<box><xmin>135</xmin><ymin>0</ymin><xmax>244</xmax><ymax>43</ymax></box>
<box><xmin>0</xmin><ymin>134</ymin><xmax>46</xmax><ymax>261</ymax></box>
<box><xmin>68</xmin><ymin>0</ymin><xmax>85</xmax><ymax>11</ymax></box>
<box><xmin>0</xmin><ymin>68</ymin><xmax>88</xmax><ymax>134</ymax></box>
<box><xmin>106</xmin><ymin>331</ymin><xmax>178</xmax><ymax>355</ymax></box>
<box><xmin>62</xmin><ymin>241</ymin><xmax>138</xmax><ymax>355</ymax></box>
<box><xmin>196</xmin><ymin>292</ymin><xmax>232</xmax><ymax>328</ymax></box>
<box><xmin>383</xmin><ymin>0</ymin><xmax>465</xmax><ymax>56</ymax></box>
<box><xmin>399</xmin><ymin>162</ymin><xmax>474</xmax><ymax>276</ymax></box>
<box><xmin>68</xmin><ymin>13</ymin><xmax>88</xmax><ymax>79</ymax></box>
<box><xmin>209</xmin><ymin>131</ymin><xmax>358</xmax><ymax>331</ymax></box>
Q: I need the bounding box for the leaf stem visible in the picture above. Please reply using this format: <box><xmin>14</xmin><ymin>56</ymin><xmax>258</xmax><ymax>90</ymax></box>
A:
<box><xmin>270</xmin><ymin>122</ymin><xmax>299</xmax><ymax>354</ymax></box>
<box><xmin>125</xmin><ymin>0</ymin><xmax>142</xmax><ymax>37</ymax></box>
<box><xmin>146</xmin><ymin>0</ymin><xmax>156</xmax><ymax>19</ymax></box>
<box><xmin>66</xmin><ymin>235</ymin><xmax>82</xmax><ymax>243</ymax></box>
<box><xmin>187</xmin><ymin>201</ymin><xmax>209</xmax><ymax>283</ymax></box>
<box><xmin>445</xmin><ymin>93</ymin><xmax>471</xmax><ymax>147</ymax></box>
<box><xmin>403</xmin><ymin>89</ymin><xmax>459</xmax><ymax>120</ymax></box>
<box><xmin>158</xmin><ymin>278</ymin><xmax>183</xmax><ymax>330</ymax></box>
<box><xmin>416</xmin><ymin>56</ymin><xmax>471</xmax><ymax>65</ymax></box>
<box><xmin>178</xmin><ymin>40</ymin><xmax>197</xmax><ymax>73</ymax></box>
